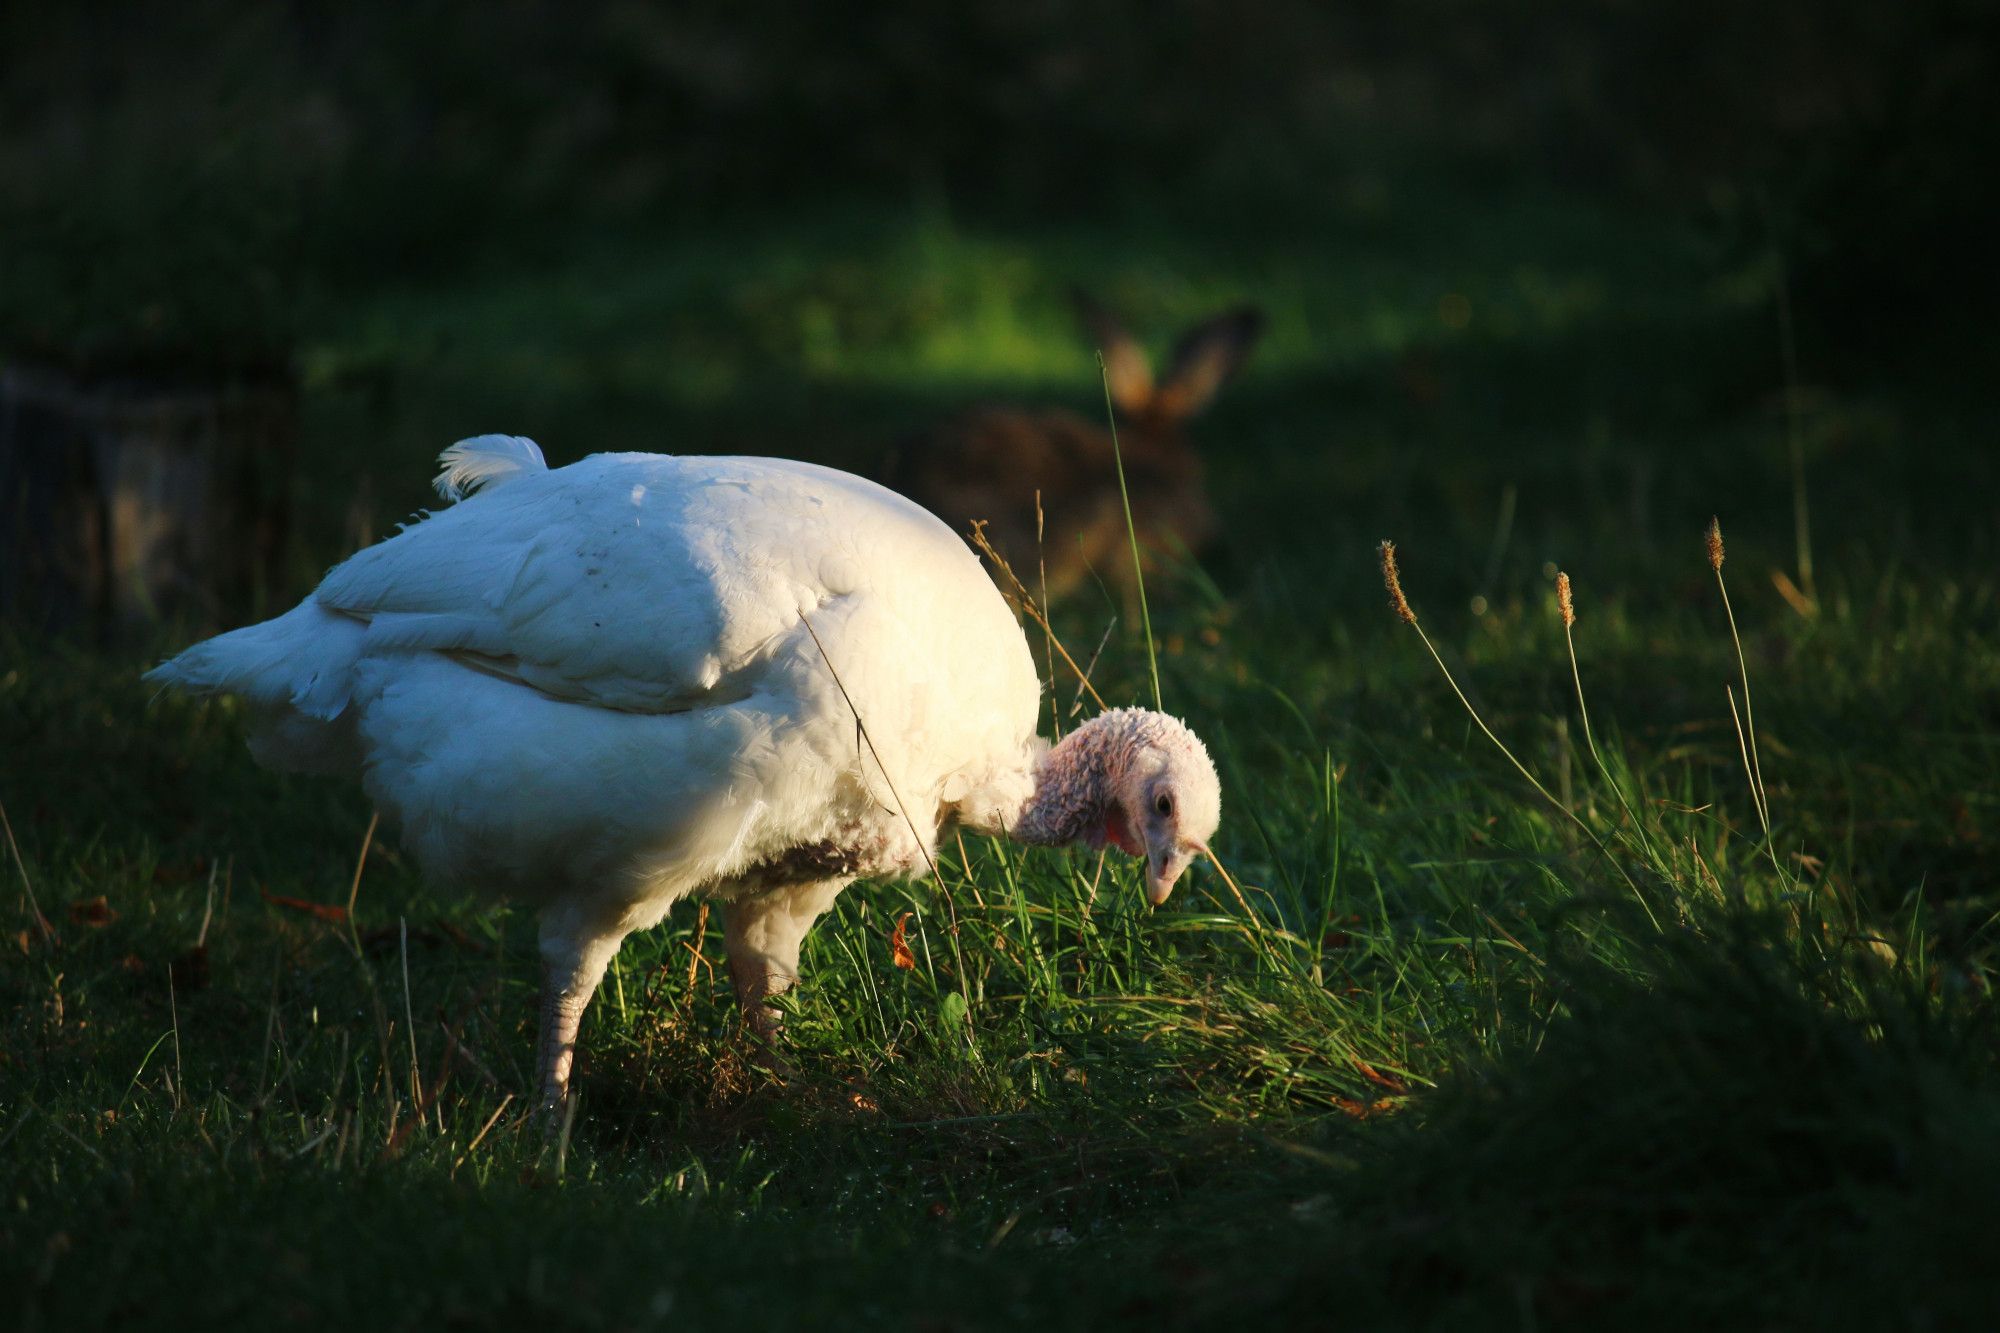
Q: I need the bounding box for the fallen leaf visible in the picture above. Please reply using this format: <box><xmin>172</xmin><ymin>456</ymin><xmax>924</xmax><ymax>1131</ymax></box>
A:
<box><xmin>889</xmin><ymin>911</ymin><xmax>915</xmax><ymax>970</ymax></box>
<box><xmin>259</xmin><ymin>887</ymin><xmax>347</xmax><ymax>924</ymax></box>
<box><xmin>1353</xmin><ymin>1057</ymin><xmax>1409</xmax><ymax>1095</ymax></box>
<box><xmin>68</xmin><ymin>896</ymin><xmax>117</xmax><ymax>927</ymax></box>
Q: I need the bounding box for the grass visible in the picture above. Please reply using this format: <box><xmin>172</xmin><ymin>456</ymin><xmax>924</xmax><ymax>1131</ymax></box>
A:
<box><xmin>5</xmin><ymin>173</ymin><xmax>2000</xmax><ymax>1329</ymax></box>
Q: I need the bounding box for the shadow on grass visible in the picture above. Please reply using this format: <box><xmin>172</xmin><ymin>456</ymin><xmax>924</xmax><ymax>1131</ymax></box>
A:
<box><xmin>1115</xmin><ymin>915</ymin><xmax>2000</xmax><ymax>1329</ymax></box>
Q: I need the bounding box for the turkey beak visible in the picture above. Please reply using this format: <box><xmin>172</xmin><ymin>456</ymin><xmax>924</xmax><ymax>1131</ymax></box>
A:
<box><xmin>1145</xmin><ymin>843</ymin><xmax>1197</xmax><ymax>907</ymax></box>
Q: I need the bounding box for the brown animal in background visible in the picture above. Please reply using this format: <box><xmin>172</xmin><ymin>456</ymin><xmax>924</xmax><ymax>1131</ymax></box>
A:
<box><xmin>889</xmin><ymin>293</ymin><xmax>1264</xmax><ymax>601</ymax></box>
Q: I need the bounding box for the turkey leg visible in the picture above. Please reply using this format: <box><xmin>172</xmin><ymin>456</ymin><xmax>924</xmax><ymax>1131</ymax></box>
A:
<box><xmin>534</xmin><ymin>916</ymin><xmax>625</xmax><ymax>1113</ymax></box>
<box><xmin>723</xmin><ymin>878</ymin><xmax>852</xmax><ymax>1040</ymax></box>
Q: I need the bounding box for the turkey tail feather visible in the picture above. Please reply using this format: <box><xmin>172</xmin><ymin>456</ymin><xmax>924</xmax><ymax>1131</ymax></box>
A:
<box><xmin>435</xmin><ymin>435</ymin><xmax>548</xmax><ymax>502</ymax></box>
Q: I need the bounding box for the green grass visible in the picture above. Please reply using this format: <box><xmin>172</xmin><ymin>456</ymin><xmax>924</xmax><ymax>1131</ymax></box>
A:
<box><xmin>5</xmin><ymin>176</ymin><xmax>2000</xmax><ymax>1329</ymax></box>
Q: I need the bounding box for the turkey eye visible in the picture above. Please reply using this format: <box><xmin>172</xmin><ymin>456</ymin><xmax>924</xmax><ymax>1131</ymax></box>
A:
<box><xmin>1154</xmin><ymin>793</ymin><xmax>1173</xmax><ymax>818</ymax></box>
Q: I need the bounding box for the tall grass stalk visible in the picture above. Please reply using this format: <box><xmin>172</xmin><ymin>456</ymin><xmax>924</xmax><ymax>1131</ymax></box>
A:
<box><xmin>1555</xmin><ymin>572</ymin><xmax>1656</xmax><ymax>864</ymax></box>
<box><xmin>1034</xmin><ymin>490</ymin><xmax>1061</xmax><ymax>739</ymax></box>
<box><xmin>968</xmin><ymin>522</ymin><xmax>1108</xmax><ymax>710</ymax></box>
<box><xmin>1380</xmin><ymin>542</ymin><xmax>1659</xmax><ymax>929</ymax></box>
<box><xmin>344</xmin><ymin>808</ymin><xmax>379</xmax><ymax>958</ymax></box>
<box><xmin>1099</xmin><ymin>350</ymin><xmax>1162</xmax><ymax>711</ymax></box>
<box><xmin>1707</xmin><ymin>518</ymin><xmax>1783</xmax><ymax>880</ymax></box>
<box><xmin>0</xmin><ymin>795</ymin><xmax>53</xmax><ymax>947</ymax></box>
<box><xmin>400</xmin><ymin>917</ymin><xmax>424</xmax><ymax>1107</ymax></box>
<box><xmin>167</xmin><ymin>967</ymin><xmax>184</xmax><ymax>1111</ymax></box>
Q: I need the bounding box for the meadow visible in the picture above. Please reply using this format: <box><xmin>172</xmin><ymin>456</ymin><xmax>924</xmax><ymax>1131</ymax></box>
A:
<box><xmin>5</xmin><ymin>168</ymin><xmax>1999</xmax><ymax>1328</ymax></box>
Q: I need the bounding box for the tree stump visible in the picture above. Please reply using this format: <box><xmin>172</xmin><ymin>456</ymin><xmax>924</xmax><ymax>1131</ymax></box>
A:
<box><xmin>0</xmin><ymin>362</ymin><xmax>297</xmax><ymax>635</ymax></box>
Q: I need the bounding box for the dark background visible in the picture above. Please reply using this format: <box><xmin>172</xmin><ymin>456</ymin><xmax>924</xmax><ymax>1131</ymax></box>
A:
<box><xmin>6</xmin><ymin>2</ymin><xmax>1996</xmax><ymax>371</ymax></box>
<box><xmin>6</xmin><ymin>1</ymin><xmax>1997</xmax><ymax>634</ymax></box>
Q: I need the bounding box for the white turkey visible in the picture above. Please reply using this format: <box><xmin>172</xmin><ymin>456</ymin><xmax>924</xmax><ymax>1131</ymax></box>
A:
<box><xmin>146</xmin><ymin>436</ymin><xmax>1223</xmax><ymax>1110</ymax></box>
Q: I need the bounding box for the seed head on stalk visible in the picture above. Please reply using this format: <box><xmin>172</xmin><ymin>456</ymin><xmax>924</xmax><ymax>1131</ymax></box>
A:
<box><xmin>1379</xmin><ymin>541</ymin><xmax>1416</xmax><ymax>624</ymax></box>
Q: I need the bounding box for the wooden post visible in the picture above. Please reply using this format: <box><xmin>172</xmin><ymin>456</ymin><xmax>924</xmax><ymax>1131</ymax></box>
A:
<box><xmin>0</xmin><ymin>362</ymin><xmax>296</xmax><ymax>635</ymax></box>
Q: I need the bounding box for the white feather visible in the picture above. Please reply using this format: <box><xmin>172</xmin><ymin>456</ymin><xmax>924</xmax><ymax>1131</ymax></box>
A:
<box><xmin>433</xmin><ymin>434</ymin><xmax>549</xmax><ymax>503</ymax></box>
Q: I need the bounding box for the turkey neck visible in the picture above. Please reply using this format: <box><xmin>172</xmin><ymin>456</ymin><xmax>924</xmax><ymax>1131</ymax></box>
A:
<box><xmin>1010</xmin><ymin>708</ymin><xmax>1156</xmax><ymax>848</ymax></box>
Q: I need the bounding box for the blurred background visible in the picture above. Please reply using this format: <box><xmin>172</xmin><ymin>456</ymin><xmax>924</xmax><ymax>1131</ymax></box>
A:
<box><xmin>2</xmin><ymin>0</ymin><xmax>1996</xmax><ymax>630</ymax></box>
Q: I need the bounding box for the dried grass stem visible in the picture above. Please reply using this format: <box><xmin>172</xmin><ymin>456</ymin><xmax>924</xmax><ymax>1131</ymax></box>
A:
<box><xmin>1706</xmin><ymin>518</ymin><xmax>1779</xmax><ymax>876</ymax></box>
<box><xmin>1383</xmin><ymin>542</ymin><xmax>1656</xmax><ymax>928</ymax></box>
